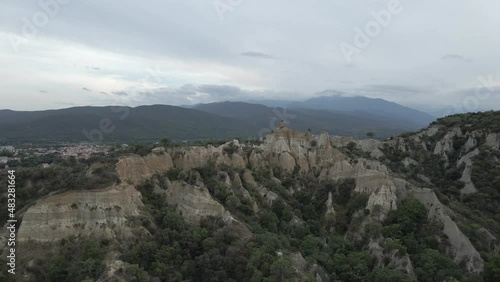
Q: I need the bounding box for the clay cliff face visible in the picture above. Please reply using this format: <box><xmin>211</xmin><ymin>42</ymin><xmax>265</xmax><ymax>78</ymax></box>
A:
<box><xmin>116</xmin><ymin>149</ymin><xmax>173</xmax><ymax>184</ymax></box>
<box><xmin>17</xmin><ymin>184</ymin><xmax>146</xmax><ymax>242</ymax></box>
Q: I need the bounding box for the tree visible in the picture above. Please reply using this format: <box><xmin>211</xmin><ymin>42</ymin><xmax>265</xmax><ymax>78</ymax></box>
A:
<box><xmin>270</xmin><ymin>258</ymin><xmax>293</xmax><ymax>281</ymax></box>
<box><xmin>366</xmin><ymin>132</ymin><xmax>375</xmax><ymax>138</ymax></box>
<box><xmin>160</xmin><ymin>137</ymin><xmax>173</xmax><ymax>148</ymax></box>
<box><xmin>414</xmin><ymin>249</ymin><xmax>462</xmax><ymax>282</ymax></box>
<box><xmin>372</xmin><ymin>267</ymin><xmax>411</xmax><ymax>282</ymax></box>
<box><xmin>485</xmin><ymin>254</ymin><xmax>500</xmax><ymax>282</ymax></box>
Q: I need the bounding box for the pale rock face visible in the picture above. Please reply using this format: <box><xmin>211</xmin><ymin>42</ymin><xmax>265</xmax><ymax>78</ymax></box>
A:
<box><xmin>296</xmin><ymin>154</ymin><xmax>310</xmax><ymax>174</ymax></box>
<box><xmin>116</xmin><ymin>155</ymin><xmax>152</xmax><ymax>183</ymax></box>
<box><xmin>419</xmin><ymin>125</ymin><xmax>442</xmax><ymax>137</ymax></box>
<box><xmin>357</xmin><ymin>139</ymin><xmax>381</xmax><ymax>153</ymax></box>
<box><xmin>331</xmin><ymin>136</ymin><xmax>356</xmax><ymax>148</ymax></box>
<box><xmin>269</xmin><ymin>151</ymin><xmax>296</xmax><ymax>172</ymax></box>
<box><xmin>325</xmin><ymin>192</ymin><xmax>336</xmax><ymax>217</ymax></box>
<box><xmin>217</xmin><ymin>171</ymin><xmax>232</xmax><ymax>187</ymax></box>
<box><xmin>231</xmin><ymin>173</ymin><xmax>254</xmax><ymax>201</ymax></box>
<box><xmin>144</xmin><ymin>152</ymin><xmax>174</xmax><ymax>173</ymax></box>
<box><xmin>232</xmin><ymin>172</ymin><xmax>243</xmax><ymax>188</ymax></box>
<box><xmin>307</xmin><ymin>150</ymin><xmax>318</xmax><ymax>170</ymax></box>
<box><xmin>421</xmin><ymin>141</ymin><xmax>428</xmax><ymax>151</ymax></box>
<box><xmin>249</xmin><ymin>151</ymin><xmax>264</xmax><ymax>169</ymax></box>
<box><xmin>157</xmin><ymin>180</ymin><xmax>252</xmax><ymax>238</ymax></box>
<box><xmin>216</xmin><ymin>153</ymin><xmax>247</xmax><ymax>169</ymax></box>
<box><xmin>317</xmin><ymin>132</ymin><xmax>332</xmax><ymax>149</ymax></box>
<box><xmin>402</xmin><ymin>158</ymin><xmax>418</xmax><ymax>168</ymax></box>
<box><xmin>369</xmin><ymin>238</ymin><xmax>416</xmax><ymax>278</ymax></box>
<box><xmin>457</xmin><ymin>148</ymin><xmax>480</xmax><ymax>194</ymax></box>
<box><xmin>263</xmin><ymin>135</ymin><xmax>292</xmax><ymax>154</ymax></box>
<box><xmin>116</xmin><ymin>152</ymin><xmax>173</xmax><ymax>184</ymax></box>
<box><xmin>17</xmin><ymin>185</ymin><xmax>146</xmax><ymax>242</ymax></box>
<box><xmin>172</xmin><ymin>146</ymin><xmax>217</xmax><ymax>171</ymax></box>
<box><xmin>485</xmin><ymin>133</ymin><xmax>500</xmax><ymax>150</ymax></box>
<box><xmin>242</xmin><ymin>169</ymin><xmax>257</xmax><ymax>187</ymax></box>
<box><xmin>362</xmin><ymin>160</ymin><xmax>389</xmax><ymax>173</ymax></box>
<box><xmin>255</xmin><ymin>185</ymin><xmax>279</xmax><ymax>206</ymax></box>
<box><xmin>408</xmin><ymin>188</ymin><xmax>484</xmax><ymax>272</ymax></box>
<box><xmin>433</xmin><ymin>127</ymin><xmax>463</xmax><ymax>157</ymax></box>
<box><xmin>365</xmin><ymin>180</ymin><xmax>398</xmax><ymax>219</ymax></box>
<box><xmin>463</xmin><ymin>136</ymin><xmax>477</xmax><ymax>152</ymax></box>
<box><xmin>162</xmin><ymin>181</ymin><xmax>228</xmax><ymax>225</ymax></box>
<box><xmin>370</xmin><ymin>148</ymin><xmax>385</xmax><ymax>159</ymax></box>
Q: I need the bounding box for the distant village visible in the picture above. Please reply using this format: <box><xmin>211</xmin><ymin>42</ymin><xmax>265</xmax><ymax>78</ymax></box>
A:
<box><xmin>0</xmin><ymin>144</ymin><xmax>111</xmax><ymax>168</ymax></box>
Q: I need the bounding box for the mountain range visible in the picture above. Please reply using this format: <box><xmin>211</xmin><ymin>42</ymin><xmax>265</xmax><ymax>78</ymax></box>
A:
<box><xmin>0</xmin><ymin>95</ymin><xmax>436</xmax><ymax>143</ymax></box>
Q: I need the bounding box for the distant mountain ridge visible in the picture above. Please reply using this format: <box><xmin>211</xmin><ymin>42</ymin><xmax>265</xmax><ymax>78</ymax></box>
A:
<box><xmin>250</xmin><ymin>93</ymin><xmax>436</xmax><ymax>127</ymax></box>
<box><xmin>0</xmin><ymin>95</ymin><xmax>437</xmax><ymax>143</ymax></box>
<box><xmin>0</xmin><ymin>105</ymin><xmax>255</xmax><ymax>143</ymax></box>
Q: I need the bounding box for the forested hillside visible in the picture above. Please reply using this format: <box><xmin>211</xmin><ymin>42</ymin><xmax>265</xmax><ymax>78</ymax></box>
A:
<box><xmin>1</xmin><ymin>111</ymin><xmax>500</xmax><ymax>281</ymax></box>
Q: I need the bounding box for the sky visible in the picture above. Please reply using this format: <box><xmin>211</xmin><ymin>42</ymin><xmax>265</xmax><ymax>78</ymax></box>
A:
<box><xmin>0</xmin><ymin>0</ymin><xmax>499</xmax><ymax>116</ymax></box>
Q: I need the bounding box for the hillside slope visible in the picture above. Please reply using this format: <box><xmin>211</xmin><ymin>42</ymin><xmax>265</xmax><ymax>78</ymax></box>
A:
<box><xmin>0</xmin><ymin>105</ymin><xmax>256</xmax><ymax>143</ymax></box>
<box><xmin>195</xmin><ymin>101</ymin><xmax>424</xmax><ymax>138</ymax></box>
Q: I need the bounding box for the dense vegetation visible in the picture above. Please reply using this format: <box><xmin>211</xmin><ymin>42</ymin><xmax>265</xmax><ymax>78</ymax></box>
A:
<box><xmin>110</xmin><ymin>160</ymin><xmax>484</xmax><ymax>281</ymax></box>
<box><xmin>379</xmin><ymin>111</ymin><xmax>500</xmax><ymax>281</ymax></box>
<box><xmin>116</xmin><ymin>170</ymin><xmax>417</xmax><ymax>281</ymax></box>
<box><xmin>4</xmin><ymin>111</ymin><xmax>500</xmax><ymax>281</ymax></box>
<box><xmin>432</xmin><ymin>111</ymin><xmax>500</xmax><ymax>133</ymax></box>
<box><xmin>0</xmin><ymin>154</ymin><xmax>119</xmax><ymax>223</ymax></box>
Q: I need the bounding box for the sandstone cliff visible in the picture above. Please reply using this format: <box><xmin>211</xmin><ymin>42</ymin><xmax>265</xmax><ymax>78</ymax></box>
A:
<box><xmin>17</xmin><ymin>184</ymin><xmax>147</xmax><ymax>242</ymax></box>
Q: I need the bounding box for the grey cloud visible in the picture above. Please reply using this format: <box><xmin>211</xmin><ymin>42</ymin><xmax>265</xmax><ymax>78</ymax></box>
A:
<box><xmin>442</xmin><ymin>54</ymin><xmax>471</xmax><ymax>62</ymax></box>
<box><xmin>136</xmin><ymin>84</ymin><xmax>299</xmax><ymax>106</ymax></box>
<box><xmin>82</xmin><ymin>87</ymin><xmax>92</xmax><ymax>92</ymax></box>
<box><xmin>364</xmin><ymin>84</ymin><xmax>427</xmax><ymax>94</ymax></box>
<box><xmin>39</xmin><ymin>90</ymin><xmax>48</xmax><ymax>93</ymax></box>
<box><xmin>241</xmin><ymin>52</ymin><xmax>276</xmax><ymax>59</ymax></box>
<box><xmin>112</xmin><ymin>91</ymin><xmax>129</xmax><ymax>97</ymax></box>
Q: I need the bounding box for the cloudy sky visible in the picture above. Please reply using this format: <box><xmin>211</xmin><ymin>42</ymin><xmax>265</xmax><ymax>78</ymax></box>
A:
<box><xmin>1</xmin><ymin>0</ymin><xmax>499</xmax><ymax>115</ymax></box>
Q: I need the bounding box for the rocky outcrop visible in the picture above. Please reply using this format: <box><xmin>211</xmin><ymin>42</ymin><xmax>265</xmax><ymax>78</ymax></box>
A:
<box><xmin>155</xmin><ymin>180</ymin><xmax>251</xmax><ymax>238</ymax></box>
<box><xmin>369</xmin><ymin>237</ymin><xmax>416</xmax><ymax>279</ymax></box>
<box><xmin>159</xmin><ymin>180</ymin><xmax>229</xmax><ymax>225</ymax></box>
<box><xmin>17</xmin><ymin>184</ymin><xmax>147</xmax><ymax>242</ymax></box>
<box><xmin>485</xmin><ymin>133</ymin><xmax>500</xmax><ymax>150</ymax></box>
<box><xmin>325</xmin><ymin>192</ymin><xmax>336</xmax><ymax>217</ymax></box>
<box><xmin>433</xmin><ymin>127</ymin><xmax>463</xmax><ymax>166</ymax></box>
<box><xmin>116</xmin><ymin>152</ymin><xmax>173</xmax><ymax>184</ymax></box>
<box><xmin>458</xmin><ymin>149</ymin><xmax>480</xmax><ymax>194</ymax></box>
<box><xmin>407</xmin><ymin>188</ymin><xmax>484</xmax><ymax>272</ymax></box>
